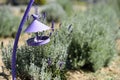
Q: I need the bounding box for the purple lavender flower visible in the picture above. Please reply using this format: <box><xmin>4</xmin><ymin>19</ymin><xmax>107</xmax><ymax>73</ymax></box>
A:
<box><xmin>47</xmin><ymin>57</ymin><xmax>52</xmax><ymax>66</ymax></box>
<box><xmin>49</xmin><ymin>32</ymin><xmax>52</xmax><ymax>37</ymax></box>
<box><xmin>42</xmin><ymin>12</ymin><xmax>46</xmax><ymax>20</ymax></box>
<box><xmin>35</xmin><ymin>5</ymin><xmax>39</xmax><ymax>15</ymax></box>
<box><xmin>68</xmin><ymin>24</ymin><xmax>72</xmax><ymax>31</ymax></box>
<box><xmin>52</xmin><ymin>20</ymin><xmax>54</xmax><ymax>32</ymax></box>
<box><xmin>59</xmin><ymin>61</ymin><xmax>65</xmax><ymax>70</ymax></box>
<box><xmin>49</xmin><ymin>20</ymin><xmax>54</xmax><ymax>36</ymax></box>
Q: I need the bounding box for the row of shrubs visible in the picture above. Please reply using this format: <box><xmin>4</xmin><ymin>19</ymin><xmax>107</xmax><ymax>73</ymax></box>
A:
<box><xmin>0</xmin><ymin>0</ymin><xmax>72</xmax><ymax>38</ymax></box>
<box><xmin>41</xmin><ymin>0</ymin><xmax>73</xmax><ymax>22</ymax></box>
<box><xmin>0</xmin><ymin>6</ymin><xmax>20</xmax><ymax>38</ymax></box>
<box><xmin>67</xmin><ymin>4</ymin><xmax>119</xmax><ymax>71</ymax></box>
<box><xmin>107</xmin><ymin>0</ymin><xmax>120</xmax><ymax>20</ymax></box>
<box><xmin>1</xmin><ymin>3</ymin><xmax>119</xmax><ymax>80</ymax></box>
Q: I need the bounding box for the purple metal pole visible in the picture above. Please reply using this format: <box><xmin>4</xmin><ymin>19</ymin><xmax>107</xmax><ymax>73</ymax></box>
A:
<box><xmin>12</xmin><ymin>0</ymin><xmax>34</xmax><ymax>80</ymax></box>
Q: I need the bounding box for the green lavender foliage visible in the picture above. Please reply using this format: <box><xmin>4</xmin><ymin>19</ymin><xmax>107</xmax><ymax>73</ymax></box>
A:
<box><xmin>67</xmin><ymin>4</ymin><xmax>119</xmax><ymax>71</ymax></box>
<box><xmin>41</xmin><ymin>3</ymin><xmax>66</xmax><ymax>22</ymax></box>
<box><xmin>1</xmin><ymin>21</ymin><xmax>72</xmax><ymax>80</ymax></box>
<box><xmin>0</xmin><ymin>6</ymin><xmax>20</xmax><ymax>38</ymax></box>
<box><xmin>106</xmin><ymin>0</ymin><xmax>120</xmax><ymax>19</ymax></box>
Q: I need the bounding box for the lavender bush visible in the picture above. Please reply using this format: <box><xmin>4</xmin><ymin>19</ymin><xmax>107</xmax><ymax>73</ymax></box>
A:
<box><xmin>0</xmin><ymin>6</ymin><xmax>20</xmax><ymax>38</ymax></box>
<box><xmin>41</xmin><ymin>3</ymin><xmax>66</xmax><ymax>22</ymax></box>
<box><xmin>107</xmin><ymin>0</ymin><xmax>120</xmax><ymax>20</ymax></box>
<box><xmin>1</xmin><ymin>21</ymin><xmax>72</xmax><ymax>80</ymax></box>
<box><xmin>67</xmin><ymin>4</ymin><xmax>119</xmax><ymax>71</ymax></box>
<box><xmin>57</xmin><ymin>0</ymin><xmax>73</xmax><ymax>16</ymax></box>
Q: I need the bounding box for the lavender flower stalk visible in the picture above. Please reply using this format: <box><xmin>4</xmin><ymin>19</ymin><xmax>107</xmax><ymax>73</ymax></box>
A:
<box><xmin>59</xmin><ymin>61</ymin><xmax>65</xmax><ymax>70</ymax></box>
<box><xmin>47</xmin><ymin>57</ymin><xmax>52</xmax><ymax>66</ymax></box>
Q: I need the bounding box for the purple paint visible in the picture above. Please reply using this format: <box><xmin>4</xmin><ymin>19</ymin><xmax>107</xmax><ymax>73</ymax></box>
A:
<box><xmin>12</xmin><ymin>0</ymin><xmax>34</xmax><ymax>80</ymax></box>
<box><xmin>24</xmin><ymin>19</ymin><xmax>50</xmax><ymax>33</ymax></box>
<box><xmin>27</xmin><ymin>36</ymin><xmax>50</xmax><ymax>46</ymax></box>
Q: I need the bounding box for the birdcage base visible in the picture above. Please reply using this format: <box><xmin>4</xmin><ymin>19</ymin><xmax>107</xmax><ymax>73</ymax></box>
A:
<box><xmin>26</xmin><ymin>36</ymin><xmax>50</xmax><ymax>46</ymax></box>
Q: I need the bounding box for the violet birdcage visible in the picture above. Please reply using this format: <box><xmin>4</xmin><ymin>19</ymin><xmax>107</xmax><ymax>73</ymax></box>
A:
<box><xmin>24</xmin><ymin>14</ymin><xmax>50</xmax><ymax>46</ymax></box>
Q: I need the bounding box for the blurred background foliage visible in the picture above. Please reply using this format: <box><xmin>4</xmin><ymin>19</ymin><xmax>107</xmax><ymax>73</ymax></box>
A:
<box><xmin>107</xmin><ymin>0</ymin><xmax>120</xmax><ymax>20</ymax></box>
<box><xmin>56</xmin><ymin>0</ymin><xmax>73</xmax><ymax>16</ymax></box>
<box><xmin>0</xmin><ymin>6</ymin><xmax>20</xmax><ymax>38</ymax></box>
<box><xmin>41</xmin><ymin>2</ymin><xmax>67</xmax><ymax>22</ymax></box>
